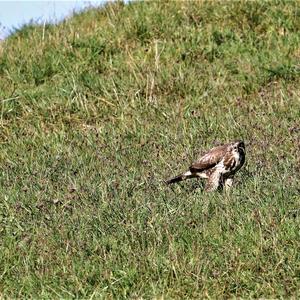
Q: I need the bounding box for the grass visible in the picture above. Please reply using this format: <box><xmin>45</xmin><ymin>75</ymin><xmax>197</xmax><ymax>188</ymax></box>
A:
<box><xmin>0</xmin><ymin>0</ymin><xmax>300</xmax><ymax>298</ymax></box>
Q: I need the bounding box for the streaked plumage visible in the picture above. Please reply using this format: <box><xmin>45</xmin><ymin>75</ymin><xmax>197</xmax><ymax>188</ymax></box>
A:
<box><xmin>166</xmin><ymin>141</ymin><xmax>246</xmax><ymax>191</ymax></box>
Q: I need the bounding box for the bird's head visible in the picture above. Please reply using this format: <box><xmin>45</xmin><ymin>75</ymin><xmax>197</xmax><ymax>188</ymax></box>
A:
<box><xmin>232</xmin><ymin>140</ymin><xmax>245</xmax><ymax>154</ymax></box>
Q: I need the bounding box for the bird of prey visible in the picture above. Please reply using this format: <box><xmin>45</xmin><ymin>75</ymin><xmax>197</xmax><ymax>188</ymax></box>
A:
<box><xmin>166</xmin><ymin>140</ymin><xmax>245</xmax><ymax>191</ymax></box>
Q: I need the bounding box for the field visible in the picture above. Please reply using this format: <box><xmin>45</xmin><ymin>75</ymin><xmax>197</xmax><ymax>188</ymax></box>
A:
<box><xmin>0</xmin><ymin>1</ymin><xmax>300</xmax><ymax>298</ymax></box>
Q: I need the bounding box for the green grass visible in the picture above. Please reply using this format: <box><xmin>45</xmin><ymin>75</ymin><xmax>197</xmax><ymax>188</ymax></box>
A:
<box><xmin>0</xmin><ymin>0</ymin><xmax>300</xmax><ymax>298</ymax></box>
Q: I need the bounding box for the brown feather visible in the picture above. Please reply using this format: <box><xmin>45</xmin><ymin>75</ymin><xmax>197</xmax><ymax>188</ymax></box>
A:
<box><xmin>189</xmin><ymin>144</ymin><xmax>229</xmax><ymax>172</ymax></box>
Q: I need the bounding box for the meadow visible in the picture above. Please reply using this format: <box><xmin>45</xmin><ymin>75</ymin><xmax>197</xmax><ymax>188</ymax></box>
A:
<box><xmin>0</xmin><ymin>1</ymin><xmax>300</xmax><ymax>298</ymax></box>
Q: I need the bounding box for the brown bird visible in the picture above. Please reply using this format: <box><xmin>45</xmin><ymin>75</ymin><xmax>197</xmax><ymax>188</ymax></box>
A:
<box><xmin>166</xmin><ymin>140</ymin><xmax>246</xmax><ymax>191</ymax></box>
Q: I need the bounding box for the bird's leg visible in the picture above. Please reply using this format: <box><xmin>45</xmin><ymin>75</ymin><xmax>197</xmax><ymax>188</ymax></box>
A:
<box><xmin>205</xmin><ymin>170</ymin><xmax>221</xmax><ymax>192</ymax></box>
<box><xmin>224</xmin><ymin>177</ymin><xmax>234</xmax><ymax>191</ymax></box>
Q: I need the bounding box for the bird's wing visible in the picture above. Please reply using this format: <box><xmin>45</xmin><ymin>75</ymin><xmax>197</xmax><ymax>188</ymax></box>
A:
<box><xmin>189</xmin><ymin>144</ymin><xmax>228</xmax><ymax>172</ymax></box>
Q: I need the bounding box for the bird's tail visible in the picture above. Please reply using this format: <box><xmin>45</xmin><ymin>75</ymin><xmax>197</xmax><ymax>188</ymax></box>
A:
<box><xmin>166</xmin><ymin>171</ymin><xmax>193</xmax><ymax>185</ymax></box>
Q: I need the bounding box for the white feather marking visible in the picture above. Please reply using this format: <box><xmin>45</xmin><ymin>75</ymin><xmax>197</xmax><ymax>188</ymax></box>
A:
<box><xmin>196</xmin><ymin>172</ymin><xmax>209</xmax><ymax>179</ymax></box>
<box><xmin>216</xmin><ymin>159</ymin><xmax>226</xmax><ymax>174</ymax></box>
<box><xmin>233</xmin><ymin>150</ymin><xmax>240</xmax><ymax>166</ymax></box>
<box><xmin>183</xmin><ymin>171</ymin><xmax>192</xmax><ymax>177</ymax></box>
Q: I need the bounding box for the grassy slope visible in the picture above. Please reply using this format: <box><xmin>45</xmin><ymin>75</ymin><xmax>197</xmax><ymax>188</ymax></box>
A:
<box><xmin>0</xmin><ymin>1</ymin><xmax>300</xmax><ymax>298</ymax></box>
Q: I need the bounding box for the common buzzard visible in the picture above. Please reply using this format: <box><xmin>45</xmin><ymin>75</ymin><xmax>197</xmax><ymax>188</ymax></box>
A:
<box><xmin>166</xmin><ymin>141</ymin><xmax>246</xmax><ymax>191</ymax></box>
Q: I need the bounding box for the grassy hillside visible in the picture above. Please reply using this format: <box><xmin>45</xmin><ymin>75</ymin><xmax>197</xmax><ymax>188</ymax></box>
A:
<box><xmin>0</xmin><ymin>1</ymin><xmax>300</xmax><ymax>298</ymax></box>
